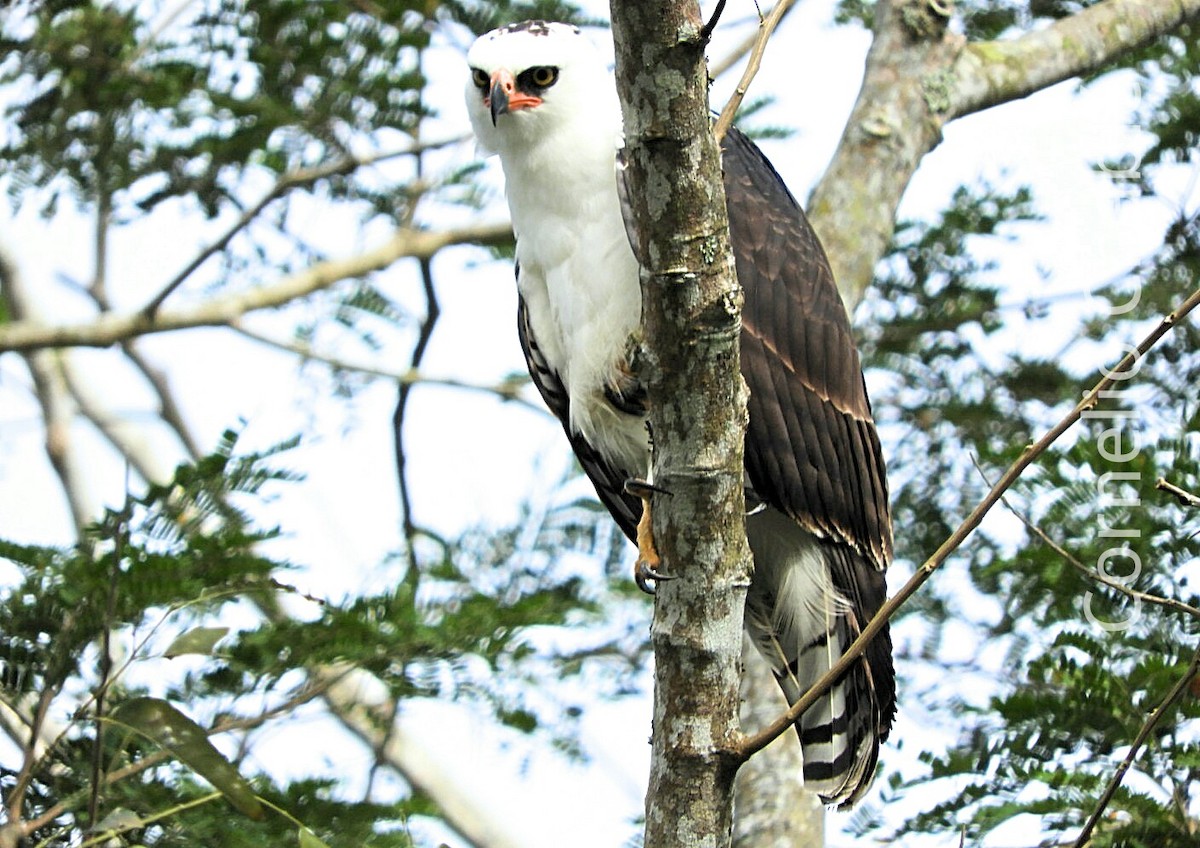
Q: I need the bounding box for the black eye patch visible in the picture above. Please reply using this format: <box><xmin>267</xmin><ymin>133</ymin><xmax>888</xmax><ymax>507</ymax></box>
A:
<box><xmin>518</xmin><ymin>66</ymin><xmax>559</xmax><ymax>90</ymax></box>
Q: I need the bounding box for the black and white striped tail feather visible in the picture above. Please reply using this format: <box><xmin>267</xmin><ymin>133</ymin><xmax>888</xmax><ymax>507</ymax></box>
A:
<box><xmin>786</xmin><ymin>617</ymin><xmax>880</xmax><ymax>808</ymax></box>
<box><xmin>746</xmin><ymin>608</ymin><xmax>879</xmax><ymax>808</ymax></box>
<box><xmin>743</xmin><ymin>513</ymin><xmax>884</xmax><ymax>809</ymax></box>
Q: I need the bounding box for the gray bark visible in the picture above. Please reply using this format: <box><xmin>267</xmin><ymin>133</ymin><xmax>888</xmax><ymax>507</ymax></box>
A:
<box><xmin>609</xmin><ymin>2</ymin><xmax>753</xmax><ymax>846</ymax></box>
<box><xmin>809</xmin><ymin>0</ymin><xmax>1200</xmax><ymax>309</ymax></box>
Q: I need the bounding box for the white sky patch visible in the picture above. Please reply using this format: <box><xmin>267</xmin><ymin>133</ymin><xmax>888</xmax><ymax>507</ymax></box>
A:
<box><xmin>0</xmin><ymin>1</ymin><xmax>1188</xmax><ymax>845</ymax></box>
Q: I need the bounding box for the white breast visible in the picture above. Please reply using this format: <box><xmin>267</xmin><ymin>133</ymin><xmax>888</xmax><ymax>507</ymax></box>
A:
<box><xmin>504</xmin><ymin>143</ymin><xmax>650</xmax><ymax>478</ymax></box>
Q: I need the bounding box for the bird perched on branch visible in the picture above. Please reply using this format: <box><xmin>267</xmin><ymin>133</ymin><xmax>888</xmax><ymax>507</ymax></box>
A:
<box><xmin>465</xmin><ymin>20</ymin><xmax>894</xmax><ymax>807</ymax></box>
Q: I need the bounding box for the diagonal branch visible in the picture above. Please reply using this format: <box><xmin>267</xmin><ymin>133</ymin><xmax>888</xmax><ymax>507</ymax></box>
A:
<box><xmin>809</xmin><ymin>0</ymin><xmax>1200</xmax><ymax>311</ymax></box>
<box><xmin>712</xmin><ymin>0</ymin><xmax>798</xmax><ymax>143</ymax></box>
<box><xmin>250</xmin><ymin>592</ymin><xmax>531</xmax><ymax>848</ymax></box>
<box><xmin>230</xmin><ymin>323</ymin><xmax>540</xmax><ymax>411</ymax></box>
<box><xmin>1156</xmin><ymin>476</ymin><xmax>1200</xmax><ymax>508</ymax></box>
<box><xmin>707</xmin><ymin>0</ymin><xmax>798</xmax><ymax>80</ymax></box>
<box><xmin>0</xmin><ymin>244</ymin><xmax>97</xmax><ymax>534</ymax></box>
<box><xmin>1071</xmin><ymin>642</ymin><xmax>1200</xmax><ymax>848</ymax></box>
<box><xmin>0</xmin><ymin>222</ymin><xmax>512</xmax><ymax>354</ymax></box>
<box><xmin>952</xmin><ymin>0</ymin><xmax>1200</xmax><ymax>119</ymax></box>
<box><xmin>993</xmin><ymin>485</ymin><xmax>1200</xmax><ymax>621</ymax></box>
<box><xmin>739</xmin><ymin>282</ymin><xmax>1200</xmax><ymax>759</ymax></box>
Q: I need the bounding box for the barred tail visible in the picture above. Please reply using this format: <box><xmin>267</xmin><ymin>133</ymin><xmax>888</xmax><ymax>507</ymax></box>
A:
<box><xmin>744</xmin><ymin>511</ymin><xmax>894</xmax><ymax>809</ymax></box>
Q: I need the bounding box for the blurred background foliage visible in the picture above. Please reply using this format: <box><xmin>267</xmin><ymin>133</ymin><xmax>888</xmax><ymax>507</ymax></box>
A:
<box><xmin>1</xmin><ymin>0</ymin><xmax>1199</xmax><ymax>846</ymax></box>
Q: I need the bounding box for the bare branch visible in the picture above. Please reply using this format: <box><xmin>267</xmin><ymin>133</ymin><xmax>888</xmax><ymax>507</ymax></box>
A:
<box><xmin>988</xmin><ymin>474</ymin><xmax>1200</xmax><ymax>620</ymax></box>
<box><xmin>1071</xmin><ymin>642</ymin><xmax>1200</xmax><ymax>848</ymax></box>
<box><xmin>138</xmin><ymin>144</ymin><xmax>434</xmax><ymax>317</ymax></box>
<box><xmin>1156</xmin><ymin>476</ymin><xmax>1200</xmax><ymax>509</ymax></box>
<box><xmin>708</xmin><ymin>1</ymin><xmax>787</xmax><ymax>79</ymax></box>
<box><xmin>806</xmin><ymin>0</ymin><xmax>963</xmax><ymax>309</ymax></box>
<box><xmin>712</xmin><ymin>0</ymin><xmax>798</xmax><ymax>143</ymax></box>
<box><xmin>953</xmin><ymin>0</ymin><xmax>1200</xmax><ymax>118</ymax></box>
<box><xmin>809</xmin><ymin>0</ymin><xmax>1200</xmax><ymax>311</ymax></box>
<box><xmin>0</xmin><ymin>243</ymin><xmax>97</xmax><ymax>533</ymax></box>
<box><xmin>0</xmin><ymin>221</ymin><xmax>512</xmax><ymax>354</ymax></box>
<box><xmin>59</xmin><ymin>357</ymin><xmax>182</xmax><ymax>485</ymax></box>
<box><xmin>23</xmin><ymin>678</ymin><xmax>334</xmax><ymax>835</ymax></box>
<box><xmin>6</xmin><ymin>682</ymin><xmax>58</xmax><ymax>829</ymax></box>
<box><xmin>394</xmin><ymin>256</ymin><xmax>442</xmax><ymax>586</ymax></box>
<box><xmin>230</xmin><ymin>323</ymin><xmax>540</xmax><ymax>411</ymax></box>
<box><xmin>739</xmin><ymin>283</ymin><xmax>1200</xmax><ymax>759</ymax></box>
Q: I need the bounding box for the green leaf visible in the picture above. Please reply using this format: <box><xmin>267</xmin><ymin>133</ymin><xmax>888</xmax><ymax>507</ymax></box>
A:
<box><xmin>92</xmin><ymin>806</ymin><xmax>143</xmax><ymax>836</ymax></box>
<box><xmin>114</xmin><ymin>697</ymin><xmax>264</xmax><ymax>820</ymax></box>
<box><xmin>298</xmin><ymin>827</ymin><xmax>330</xmax><ymax>848</ymax></box>
<box><xmin>164</xmin><ymin>626</ymin><xmax>230</xmax><ymax>659</ymax></box>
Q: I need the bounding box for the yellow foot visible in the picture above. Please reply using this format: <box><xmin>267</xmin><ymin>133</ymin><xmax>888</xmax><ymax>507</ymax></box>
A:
<box><xmin>625</xmin><ymin>479</ymin><xmax>673</xmax><ymax>594</ymax></box>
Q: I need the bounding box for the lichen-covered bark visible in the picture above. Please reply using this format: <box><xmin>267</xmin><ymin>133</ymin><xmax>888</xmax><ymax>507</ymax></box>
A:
<box><xmin>952</xmin><ymin>0</ymin><xmax>1200</xmax><ymax>118</ymax></box>
<box><xmin>809</xmin><ymin>0</ymin><xmax>1200</xmax><ymax>311</ymax></box>
<box><xmin>807</xmin><ymin>0</ymin><xmax>964</xmax><ymax>311</ymax></box>
<box><xmin>608</xmin><ymin>2</ymin><xmax>752</xmax><ymax>847</ymax></box>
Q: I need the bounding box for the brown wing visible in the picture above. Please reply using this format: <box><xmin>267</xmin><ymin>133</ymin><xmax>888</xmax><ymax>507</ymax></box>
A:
<box><xmin>723</xmin><ymin>126</ymin><xmax>896</xmax><ymax>758</ymax></box>
<box><xmin>517</xmin><ymin>290</ymin><xmax>643</xmax><ymax>541</ymax></box>
<box><xmin>722</xmin><ymin>127</ymin><xmax>893</xmax><ymax>574</ymax></box>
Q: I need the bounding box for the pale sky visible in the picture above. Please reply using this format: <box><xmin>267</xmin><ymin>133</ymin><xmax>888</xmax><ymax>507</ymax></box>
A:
<box><xmin>0</xmin><ymin>2</ymin><xmax>1185</xmax><ymax>846</ymax></box>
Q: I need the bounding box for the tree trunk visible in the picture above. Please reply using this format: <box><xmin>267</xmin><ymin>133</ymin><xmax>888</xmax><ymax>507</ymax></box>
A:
<box><xmin>732</xmin><ymin>641</ymin><xmax>824</xmax><ymax>848</ymax></box>
<box><xmin>609</xmin><ymin>2</ymin><xmax>752</xmax><ymax>846</ymax></box>
<box><xmin>809</xmin><ymin>0</ymin><xmax>1200</xmax><ymax>306</ymax></box>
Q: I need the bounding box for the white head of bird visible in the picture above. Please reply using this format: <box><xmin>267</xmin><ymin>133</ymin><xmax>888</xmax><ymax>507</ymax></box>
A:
<box><xmin>464</xmin><ymin>22</ymin><xmax>621</xmax><ymax>166</ymax></box>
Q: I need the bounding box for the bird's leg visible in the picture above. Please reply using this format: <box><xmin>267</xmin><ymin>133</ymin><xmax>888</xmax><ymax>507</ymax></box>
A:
<box><xmin>625</xmin><ymin>478</ymin><xmax>673</xmax><ymax>594</ymax></box>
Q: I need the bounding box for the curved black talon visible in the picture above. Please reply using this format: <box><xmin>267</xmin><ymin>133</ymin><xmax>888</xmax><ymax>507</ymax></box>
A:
<box><xmin>635</xmin><ymin>561</ymin><xmax>675</xmax><ymax>595</ymax></box>
<box><xmin>624</xmin><ymin>478</ymin><xmax>671</xmax><ymax>499</ymax></box>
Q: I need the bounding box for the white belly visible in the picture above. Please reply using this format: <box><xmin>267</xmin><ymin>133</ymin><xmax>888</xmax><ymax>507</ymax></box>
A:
<box><xmin>514</xmin><ymin>199</ymin><xmax>649</xmax><ymax>477</ymax></box>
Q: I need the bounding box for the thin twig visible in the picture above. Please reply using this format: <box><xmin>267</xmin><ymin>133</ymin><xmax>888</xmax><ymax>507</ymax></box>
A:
<box><xmin>88</xmin><ymin>492</ymin><xmax>129</xmax><ymax>827</ymax></box>
<box><xmin>738</xmin><ymin>283</ymin><xmax>1200</xmax><ymax>759</ymax></box>
<box><xmin>59</xmin><ymin>358</ymin><xmax>180</xmax><ymax>485</ymax></box>
<box><xmin>122</xmin><ymin>346</ymin><xmax>204</xmax><ymax>460</ymax></box>
<box><xmin>1156</xmin><ymin>477</ymin><xmax>1200</xmax><ymax>508</ymax></box>
<box><xmin>6</xmin><ymin>680</ymin><xmax>60</xmax><ymax>829</ymax></box>
<box><xmin>394</xmin><ymin>256</ymin><xmax>441</xmax><ymax>589</ymax></box>
<box><xmin>69</xmin><ymin>790</ymin><xmax>223</xmax><ymax>848</ymax></box>
<box><xmin>230</xmin><ymin>322</ymin><xmax>541</xmax><ymax>411</ymax></box>
<box><xmin>140</xmin><ymin>147</ymin><xmax>408</xmax><ymax>317</ymax></box>
<box><xmin>78</xmin><ymin>263</ymin><xmax>204</xmax><ymax>461</ymax></box>
<box><xmin>0</xmin><ymin>221</ymin><xmax>513</xmax><ymax>354</ymax></box>
<box><xmin>713</xmin><ymin>0</ymin><xmax>798</xmax><ymax>143</ymax></box>
<box><xmin>1070</xmin><ymin>642</ymin><xmax>1200</xmax><ymax>848</ymax></box>
<box><xmin>701</xmin><ymin>0</ymin><xmax>729</xmax><ymax>42</ymax></box>
<box><xmin>708</xmin><ymin>0</ymin><xmax>797</xmax><ymax>79</ymax></box>
<box><xmin>23</xmin><ymin>676</ymin><xmax>334</xmax><ymax>835</ymax></box>
<box><xmin>992</xmin><ymin>484</ymin><xmax>1200</xmax><ymax>620</ymax></box>
<box><xmin>138</xmin><ymin>132</ymin><xmax>466</xmax><ymax>318</ymax></box>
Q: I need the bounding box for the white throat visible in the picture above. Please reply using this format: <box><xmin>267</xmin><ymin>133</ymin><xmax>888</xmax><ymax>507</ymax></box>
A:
<box><xmin>493</xmin><ymin>105</ymin><xmax>647</xmax><ymax>474</ymax></box>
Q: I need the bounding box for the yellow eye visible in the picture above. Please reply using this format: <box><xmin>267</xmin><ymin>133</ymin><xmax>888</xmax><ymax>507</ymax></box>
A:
<box><xmin>471</xmin><ymin>68</ymin><xmax>489</xmax><ymax>90</ymax></box>
<box><xmin>527</xmin><ymin>66</ymin><xmax>559</xmax><ymax>88</ymax></box>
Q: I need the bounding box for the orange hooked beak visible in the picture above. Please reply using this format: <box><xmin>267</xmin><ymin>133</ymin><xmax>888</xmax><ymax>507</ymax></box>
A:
<box><xmin>488</xmin><ymin>69</ymin><xmax>543</xmax><ymax>125</ymax></box>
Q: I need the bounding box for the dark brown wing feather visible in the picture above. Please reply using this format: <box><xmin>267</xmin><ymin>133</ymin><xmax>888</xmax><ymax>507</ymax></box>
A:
<box><xmin>517</xmin><ymin>291</ymin><xmax>643</xmax><ymax>540</ymax></box>
<box><xmin>722</xmin><ymin>127</ymin><xmax>893</xmax><ymax>571</ymax></box>
<box><xmin>722</xmin><ymin>127</ymin><xmax>896</xmax><ymax>741</ymax></box>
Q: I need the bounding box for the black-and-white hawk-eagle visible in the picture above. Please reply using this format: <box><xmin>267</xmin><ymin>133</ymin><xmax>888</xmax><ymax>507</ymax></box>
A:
<box><xmin>465</xmin><ymin>20</ymin><xmax>894</xmax><ymax>807</ymax></box>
